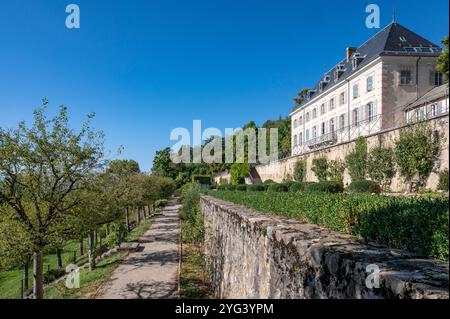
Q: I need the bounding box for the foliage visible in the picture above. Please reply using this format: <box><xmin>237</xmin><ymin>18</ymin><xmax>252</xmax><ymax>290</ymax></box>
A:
<box><xmin>293</xmin><ymin>160</ymin><xmax>307</xmax><ymax>182</ymax></box>
<box><xmin>107</xmin><ymin>160</ymin><xmax>140</xmax><ymax>176</ymax></box>
<box><xmin>394</xmin><ymin>124</ymin><xmax>440</xmax><ymax>191</ymax></box>
<box><xmin>304</xmin><ymin>181</ymin><xmax>343</xmax><ymax>193</ymax></box>
<box><xmin>263</xmin><ymin>179</ymin><xmax>275</xmax><ymax>184</ymax></box>
<box><xmin>436</xmin><ymin>36</ymin><xmax>449</xmax><ymax>81</ymax></box>
<box><xmin>328</xmin><ymin>160</ymin><xmax>346</xmax><ymax>183</ymax></box>
<box><xmin>225</xmin><ymin>185</ymin><xmax>236</xmax><ymax>191</ymax></box>
<box><xmin>345</xmin><ymin>137</ymin><xmax>367</xmax><ymax>181</ymax></box>
<box><xmin>236</xmin><ymin>185</ymin><xmax>247</xmax><ymax>191</ymax></box>
<box><xmin>247</xmin><ymin>184</ymin><xmax>265</xmax><ymax>192</ymax></box>
<box><xmin>152</xmin><ymin>147</ymin><xmax>178</xmax><ymax>179</ymax></box>
<box><xmin>230</xmin><ymin>163</ymin><xmax>250</xmax><ymax>185</ymax></box>
<box><xmin>209</xmin><ymin>191</ymin><xmax>449</xmax><ymax>260</ymax></box>
<box><xmin>367</xmin><ymin>146</ymin><xmax>395</xmax><ymax>190</ymax></box>
<box><xmin>43</xmin><ymin>268</ymin><xmax>66</xmax><ymax>285</ymax></box>
<box><xmin>438</xmin><ymin>170</ymin><xmax>449</xmax><ymax>191</ymax></box>
<box><xmin>311</xmin><ymin>158</ymin><xmax>329</xmax><ymax>181</ymax></box>
<box><xmin>267</xmin><ymin>183</ymin><xmax>289</xmax><ymax>192</ymax></box>
<box><xmin>192</xmin><ymin>175</ymin><xmax>211</xmax><ymax>186</ymax></box>
<box><xmin>347</xmin><ymin>180</ymin><xmax>381</xmax><ymax>194</ymax></box>
<box><xmin>180</xmin><ymin>186</ymin><xmax>203</xmax><ymax>244</ymax></box>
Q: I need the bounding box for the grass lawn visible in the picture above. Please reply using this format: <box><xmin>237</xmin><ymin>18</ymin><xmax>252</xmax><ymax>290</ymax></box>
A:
<box><xmin>180</xmin><ymin>221</ymin><xmax>213</xmax><ymax>299</ymax></box>
<box><xmin>0</xmin><ymin>217</ymin><xmax>155</xmax><ymax>299</ymax></box>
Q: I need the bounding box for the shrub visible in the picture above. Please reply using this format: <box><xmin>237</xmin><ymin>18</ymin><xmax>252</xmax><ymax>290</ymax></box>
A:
<box><xmin>209</xmin><ymin>191</ymin><xmax>449</xmax><ymax>260</ymax></box>
<box><xmin>180</xmin><ymin>186</ymin><xmax>201</xmax><ymax>223</ymax></box>
<box><xmin>225</xmin><ymin>185</ymin><xmax>236</xmax><ymax>191</ymax></box>
<box><xmin>155</xmin><ymin>199</ymin><xmax>169</xmax><ymax>208</ymax></box>
<box><xmin>367</xmin><ymin>146</ymin><xmax>395</xmax><ymax>191</ymax></box>
<box><xmin>263</xmin><ymin>179</ymin><xmax>275</xmax><ymax>184</ymax></box>
<box><xmin>44</xmin><ymin>268</ymin><xmax>66</xmax><ymax>284</ymax></box>
<box><xmin>328</xmin><ymin>160</ymin><xmax>346</xmax><ymax>183</ymax></box>
<box><xmin>106</xmin><ymin>222</ymin><xmax>128</xmax><ymax>247</ymax></box>
<box><xmin>293</xmin><ymin>160</ymin><xmax>307</xmax><ymax>182</ymax></box>
<box><xmin>192</xmin><ymin>175</ymin><xmax>211</xmax><ymax>185</ymax></box>
<box><xmin>348</xmin><ymin>180</ymin><xmax>381</xmax><ymax>194</ymax></box>
<box><xmin>312</xmin><ymin>157</ymin><xmax>329</xmax><ymax>181</ymax></box>
<box><xmin>247</xmin><ymin>184</ymin><xmax>265</xmax><ymax>192</ymax></box>
<box><xmin>217</xmin><ymin>185</ymin><xmax>227</xmax><ymax>191</ymax></box>
<box><xmin>346</xmin><ymin>137</ymin><xmax>368</xmax><ymax>181</ymax></box>
<box><xmin>236</xmin><ymin>185</ymin><xmax>247</xmax><ymax>191</ymax></box>
<box><xmin>438</xmin><ymin>170</ymin><xmax>449</xmax><ymax>191</ymax></box>
<box><xmin>180</xmin><ymin>186</ymin><xmax>204</xmax><ymax>244</ymax></box>
<box><xmin>230</xmin><ymin>163</ymin><xmax>250</xmax><ymax>185</ymax></box>
<box><xmin>305</xmin><ymin>181</ymin><xmax>343</xmax><ymax>193</ymax></box>
<box><xmin>180</xmin><ymin>182</ymin><xmax>195</xmax><ymax>202</ymax></box>
<box><xmin>289</xmin><ymin>182</ymin><xmax>307</xmax><ymax>193</ymax></box>
<box><xmin>394</xmin><ymin>124</ymin><xmax>440</xmax><ymax>191</ymax></box>
<box><xmin>267</xmin><ymin>183</ymin><xmax>289</xmax><ymax>192</ymax></box>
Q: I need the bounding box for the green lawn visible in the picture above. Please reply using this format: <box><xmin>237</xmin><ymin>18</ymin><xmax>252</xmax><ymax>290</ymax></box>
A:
<box><xmin>0</xmin><ymin>217</ymin><xmax>155</xmax><ymax>299</ymax></box>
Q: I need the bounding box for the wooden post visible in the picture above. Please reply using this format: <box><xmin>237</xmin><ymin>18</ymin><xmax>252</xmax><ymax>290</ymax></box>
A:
<box><xmin>125</xmin><ymin>207</ymin><xmax>130</xmax><ymax>232</ymax></box>
<box><xmin>73</xmin><ymin>251</ymin><xmax>77</xmax><ymax>264</ymax></box>
<box><xmin>33</xmin><ymin>251</ymin><xmax>44</xmax><ymax>299</ymax></box>
<box><xmin>21</xmin><ymin>279</ymin><xmax>24</xmax><ymax>299</ymax></box>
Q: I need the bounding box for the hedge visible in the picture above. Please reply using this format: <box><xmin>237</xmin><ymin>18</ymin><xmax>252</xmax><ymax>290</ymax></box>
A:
<box><xmin>348</xmin><ymin>180</ymin><xmax>381</xmax><ymax>194</ymax></box>
<box><xmin>267</xmin><ymin>183</ymin><xmax>289</xmax><ymax>192</ymax></box>
<box><xmin>247</xmin><ymin>184</ymin><xmax>265</xmax><ymax>192</ymax></box>
<box><xmin>207</xmin><ymin>191</ymin><xmax>449</xmax><ymax>260</ymax></box>
<box><xmin>192</xmin><ymin>175</ymin><xmax>212</xmax><ymax>185</ymax></box>
<box><xmin>236</xmin><ymin>185</ymin><xmax>248</xmax><ymax>192</ymax></box>
<box><xmin>304</xmin><ymin>181</ymin><xmax>343</xmax><ymax>193</ymax></box>
<box><xmin>288</xmin><ymin>182</ymin><xmax>314</xmax><ymax>193</ymax></box>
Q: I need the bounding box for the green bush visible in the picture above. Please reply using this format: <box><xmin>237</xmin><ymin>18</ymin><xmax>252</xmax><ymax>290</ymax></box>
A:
<box><xmin>236</xmin><ymin>185</ymin><xmax>248</xmax><ymax>191</ymax></box>
<box><xmin>106</xmin><ymin>222</ymin><xmax>128</xmax><ymax>247</ymax></box>
<box><xmin>225</xmin><ymin>185</ymin><xmax>236</xmax><ymax>191</ymax></box>
<box><xmin>263</xmin><ymin>179</ymin><xmax>275</xmax><ymax>184</ymax></box>
<box><xmin>288</xmin><ymin>182</ymin><xmax>314</xmax><ymax>193</ymax></box>
<box><xmin>267</xmin><ymin>183</ymin><xmax>288</xmax><ymax>192</ymax></box>
<box><xmin>312</xmin><ymin>158</ymin><xmax>329</xmax><ymax>181</ymax></box>
<box><xmin>438</xmin><ymin>170</ymin><xmax>449</xmax><ymax>191</ymax></box>
<box><xmin>180</xmin><ymin>186</ymin><xmax>204</xmax><ymax>244</ymax></box>
<box><xmin>230</xmin><ymin>163</ymin><xmax>250</xmax><ymax>185</ymax></box>
<box><xmin>217</xmin><ymin>185</ymin><xmax>227</xmax><ymax>191</ymax></box>
<box><xmin>208</xmin><ymin>191</ymin><xmax>449</xmax><ymax>260</ymax></box>
<box><xmin>293</xmin><ymin>160</ymin><xmax>307</xmax><ymax>182</ymax></box>
<box><xmin>346</xmin><ymin>137</ymin><xmax>368</xmax><ymax>181</ymax></box>
<box><xmin>192</xmin><ymin>175</ymin><xmax>211</xmax><ymax>185</ymax></box>
<box><xmin>155</xmin><ymin>199</ymin><xmax>169</xmax><ymax>208</ymax></box>
<box><xmin>305</xmin><ymin>181</ymin><xmax>343</xmax><ymax>193</ymax></box>
<box><xmin>247</xmin><ymin>184</ymin><xmax>265</xmax><ymax>192</ymax></box>
<box><xmin>44</xmin><ymin>268</ymin><xmax>66</xmax><ymax>284</ymax></box>
<box><xmin>348</xmin><ymin>180</ymin><xmax>381</xmax><ymax>194</ymax></box>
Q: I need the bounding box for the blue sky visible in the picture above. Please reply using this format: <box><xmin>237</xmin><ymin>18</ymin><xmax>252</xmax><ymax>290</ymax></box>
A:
<box><xmin>0</xmin><ymin>0</ymin><xmax>448</xmax><ymax>172</ymax></box>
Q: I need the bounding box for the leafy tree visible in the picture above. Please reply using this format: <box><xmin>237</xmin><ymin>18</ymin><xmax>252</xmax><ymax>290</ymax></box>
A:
<box><xmin>293</xmin><ymin>160</ymin><xmax>307</xmax><ymax>182</ymax></box>
<box><xmin>152</xmin><ymin>147</ymin><xmax>177</xmax><ymax>179</ymax></box>
<box><xmin>0</xmin><ymin>103</ymin><xmax>104</xmax><ymax>298</ymax></box>
<box><xmin>328</xmin><ymin>160</ymin><xmax>346</xmax><ymax>183</ymax></box>
<box><xmin>436</xmin><ymin>36</ymin><xmax>449</xmax><ymax>81</ymax></box>
<box><xmin>345</xmin><ymin>137</ymin><xmax>368</xmax><ymax>181</ymax></box>
<box><xmin>230</xmin><ymin>163</ymin><xmax>250</xmax><ymax>185</ymax></box>
<box><xmin>394</xmin><ymin>124</ymin><xmax>440</xmax><ymax>192</ymax></box>
<box><xmin>367</xmin><ymin>146</ymin><xmax>395</xmax><ymax>191</ymax></box>
<box><xmin>312</xmin><ymin>157</ymin><xmax>328</xmax><ymax>181</ymax></box>
<box><xmin>293</xmin><ymin>88</ymin><xmax>311</xmax><ymax>109</ymax></box>
<box><xmin>107</xmin><ymin>159</ymin><xmax>140</xmax><ymax>176</ymax></box>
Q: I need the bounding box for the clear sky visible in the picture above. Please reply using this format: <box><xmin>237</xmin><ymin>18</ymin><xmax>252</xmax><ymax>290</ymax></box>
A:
<box><xmin>0</xmin><ymin>0</ymin><xmax>448</xmax><ymax>172</ymax></box>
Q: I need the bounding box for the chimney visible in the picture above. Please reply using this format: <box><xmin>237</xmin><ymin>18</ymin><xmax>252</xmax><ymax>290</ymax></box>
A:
<box><xmin>346</xmin><ymin>47</ymin><xmax>357</xmax><ymax>63</ymax></box>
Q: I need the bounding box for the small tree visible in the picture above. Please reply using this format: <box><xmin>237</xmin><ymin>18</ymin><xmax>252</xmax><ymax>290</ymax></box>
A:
<box><xmin>394</xmin><ymin>124</ymin><xmax>440</xmax><ymax>192</ymax></box>
<box><xmin>0</xmin><ymin>103</ymin><xmax>104</xmax><ymax>299</ymax></box>
<box><xmin>293</xmin><ymin>160</ymin><xmax>307</xmax><ymax>182</ymax></box>
<box><xmin>367</xmin><ymin>146</ymin><xmax>395</xmax><ymax>191</ymax></box>
<box><xmin>230</xmin><ymin>163</ymin><xmax>250</xmax><ymax>185</ymax></box>
<box><xmin>312</xmin><ymin>157</ymin><xmax>328</xmax><ymax>181</ymax></box>
<box><xmin>345</xmin><ymin>137</ymin><xmax>367</xmax><ymax>181</ymax></box>
<box><xmin>328</xmin><ymin>160</ymin><xmax>346</xmax><ymax>183</ymax></box>
<box><xmin>436</xmin><ymin>36</ymin><xmax>449</xmax><ymax>81</ymax></box>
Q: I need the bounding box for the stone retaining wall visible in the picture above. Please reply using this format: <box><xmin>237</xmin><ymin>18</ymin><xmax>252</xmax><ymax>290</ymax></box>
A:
<box><xmin>201</xmin><ymin>195</ymin><xmax>449</xmax><ymax>299</ymax></box>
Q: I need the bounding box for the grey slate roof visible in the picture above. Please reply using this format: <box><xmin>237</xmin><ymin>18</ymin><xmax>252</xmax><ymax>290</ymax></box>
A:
<box><xmin>293</xmin><ymin>22</ymin><xmax>442</xmax><ymax>111</ymax></box>
<box><xmin>404</xmin><ymin>84</ymin><xmax>449</xmax><ymax>111</ymax></box>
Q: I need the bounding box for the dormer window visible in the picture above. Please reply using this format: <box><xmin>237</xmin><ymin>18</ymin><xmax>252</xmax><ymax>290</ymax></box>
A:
<box><xmin>334</xmin><ymin>65</ymin><xmax>345</xmax><ymax>82</ymax></box>
<box><xmin>352</xmin><ymin>55</ymin><xmax>359</xmax><ymax>70</ymax></box>
<box><xmin>323</xmin><ymin>75</ymin><xmax>331</xmax><ymax>83</ymax></box>
<box><xmin>319</xmin><ymin>81</ymin><xmax>325</xmax><ymax>92</ymax></box>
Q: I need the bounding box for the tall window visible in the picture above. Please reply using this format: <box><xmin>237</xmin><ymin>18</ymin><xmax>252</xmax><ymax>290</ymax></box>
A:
<box><xmin>353</xmin><ymin>84</ymin><xmax>359</xmax><ymax>99</ymax></box>
<box><xmin>339</xmin><ymin>92</ymin><xmax>346</xmax><ymax>106</ymax></box>
<box><xmin>299</xmin><ymin>132</ymin><xmax>303</xmax><ymax>146</ymax></box>
<box><xmin>320</xmin><ymin>103</ymin><xmax>326</xmax><ymax>115</ymax></box>
<box><xmin>352</xmin><ymin>109</ymin><xmax>359</xmax><ymax>125</ymax></box>
<box><xmin>321</xmin><ymin>122</ymin><xmax>326</xmax><ymax>135</ymax></box>
<box><xmin>294</xmin><ymin>135</ymin><xmax>298</xmax><ymax>146</ymax></box>
<box><xmin>366</xmin><ymin>76</ymin><xmax>373</xmax><ymax>92</ymax></box>
<box><xmin>306</xmin><ymin>112</ymin><xmax>310</xmax><ymax>122</ymax></box>
<box><xmin>312</xmin><ymin>108</ymin><xmax>317</xmax><ymax>119</ymax></box>
<box><xmin>339</xmin><ymin>114</ymin><xmax>345</xmax><ymax>130</ymax></box>
<box><xmin>294</xmin><ymin>119</ymin><xmax>298</xmax><ymax>128</ymax></box>
<box><xmin>312</xmin><ymin>126</ymin><xmax>317</xmax><ymax>139</ymax></box>
<box><xmin>367</xmin><ymin>102</ymin><xmax>375</xmax><ymax>121</ymax></box>
<box><xmin>330</xmin><ymin>119</ymin><xmax>335</xmax><ymax>133</ymax></box>
<box><xmin>435</xmin><ymin>72</ymin><xmax>444</xmax><ymax>86</ymax></box>
<box><xmin>329</xmin><ymin>98</ymin><xmax>335</xmax><ymax>110</ymax></box>
<box><xmin>400</xmin><ymin>70</ymin><xmax>412</xmax><ymax>85</ymax></box>
<box><xmin>306</xmin><ymin>129</ymin><xmax>310</xmax><ymax>141</ymax></box>
<box><xmin>299</xmin><ymin>116</ymin><xmax>303</xmax><ymax>125</ymax></box>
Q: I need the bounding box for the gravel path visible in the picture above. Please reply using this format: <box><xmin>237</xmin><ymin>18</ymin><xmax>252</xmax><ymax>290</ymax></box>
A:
<box><xmin>96</xmin><ymin>201</ymin><xmax>181</xmax><ymax>299</ymax></box>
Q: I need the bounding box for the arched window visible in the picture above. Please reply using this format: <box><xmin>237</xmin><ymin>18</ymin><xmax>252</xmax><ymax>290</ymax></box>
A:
<box><xmin>330</xmin><ymin>119</ymin><xmax>335</xmax><ymax>133</ymax></box>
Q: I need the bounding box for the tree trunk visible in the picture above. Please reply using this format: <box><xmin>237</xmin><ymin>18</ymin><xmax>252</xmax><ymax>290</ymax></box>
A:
<box><xmin>106</xmin><ymin>224</ymin><xmax>110</xmax><ymax>236</ymax></box>
<box><xmin>79</xmin><ymin>238</ymin><xmax>84</xmax><ymax>256</ymax></box>
<box><xmin>136</xmin><ymin>207</ymin><xmax>141</xmax><ymax>225</ymax></box>
<box><xmin>56</xmin><ymin>248</ymin><xmax>63</xmax><ymax>268</ymax></box>
<box><xmin>23</xmin><ymin>259</ymin><xmax>29</xmax><ymax>293</ymax></box>
<box><xmin>33</xmin><ymin>251</ymin><xmax>44</xmax><ymax>299</ymax></box>
<box><xmin>88</xmin><ymin>230</ymin><xmax>96</xmax><ymax>271</ymax></box>
<box><xmin>125</xmin><ymin>207</ymin><xmax>130</xmax><ymax>232</ymax></box>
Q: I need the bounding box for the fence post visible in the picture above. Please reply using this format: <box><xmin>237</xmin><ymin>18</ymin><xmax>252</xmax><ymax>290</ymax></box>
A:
<box><xmin>73</xmin><ymin>251</ymin><xmax>77</xmax><ymax>264</ymax></box>
<box><xmin>21</xmin><ymin>279</ymin><xmax>24</xmax><ymax>299</ymax></box>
